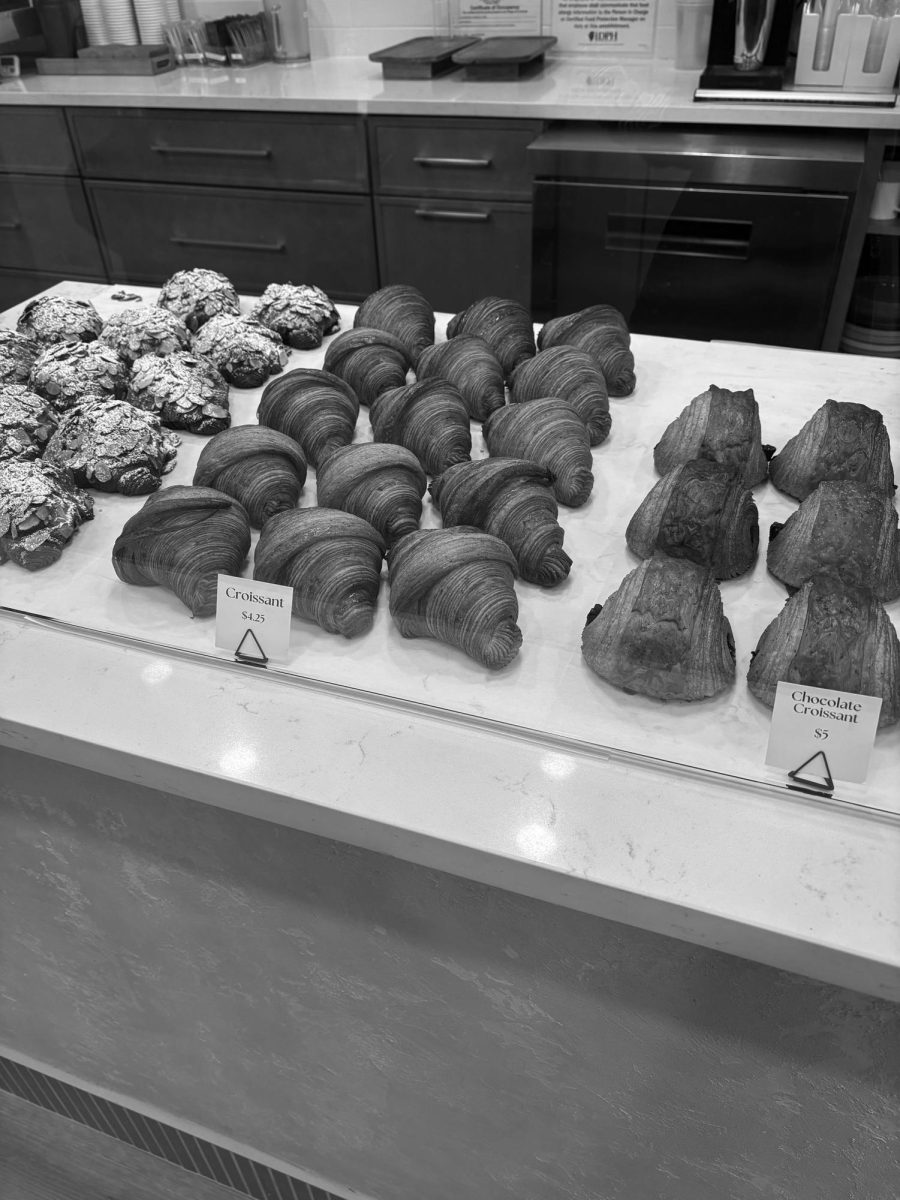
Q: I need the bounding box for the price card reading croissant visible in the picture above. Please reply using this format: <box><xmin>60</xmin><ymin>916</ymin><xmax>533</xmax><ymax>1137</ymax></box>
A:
<box><xmin>766</xmin><ymin>682</ymin><xmax>882</xmax><ymax>787</ymax></box>
<box><xmin>215</xmin><ymin>574</ymin><xmax>293</xmax><ymax>665</ymax></box>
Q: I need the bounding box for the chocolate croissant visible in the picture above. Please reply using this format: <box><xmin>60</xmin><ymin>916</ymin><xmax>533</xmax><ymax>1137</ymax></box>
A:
<box><xmin>370</xmin><ymin>379</ymin><xmax>471</xmax><ymax>475</ymax></box>
<box><xmin>257</xmin><ymin>368</ymin><xmax>359</xmax><ymax>469</ymax></box>
<box><xmin>112</xmin><ymin>485</ymin><xmax>251</xmax><ymax>617</ymax></box>
<box><xmin>100</xmin><ymin>305</ymin><xmax>190</xmax><ymax>367</ymax></box>
<box><xmin>192</xmin><ymin>314</ymin><xmax>287</xmax><ymax>388</ymax></box>
<box><xmin>626</xmin><ymin>459</ymin><xmax>759</xmax><ymax>580</ymax></box>
<box><xmin>446</xmin><ymin>297</ymin><xmax>535</xmax><ymax>380</ymax></box>
<box><xmin>769</xmin><ymin>399</ymin><xmax>895</xmax><ymax>501</ymax></box>
<box><xmin>315</xmin><ymin>443</ymin><xmax>427</xmax><ymax>546</ymax></box>
<box><xmin>323</xmin><ymin>328</ymin><xmax>412</xmax><ymax>407</ymax></box>
<box><xmin>0</xmin><ymin>459</ymin><xmax>93</xmax><ymax>570</ymax></box>
<box><xmin>354</xmin><ymin>284</ymin><xmax>434</xmax><ymax>368</ymax></box>
<box><xmin>509</xmin><ymin>345</ymin><xmax>611</xmax><ymax>447</ymax></box>
<box><xmin>129</xmin><ymin>350</ymin><xmax>230</xmax><ymax>436</ymax></box>
<box><xmin>388</xmin><ymin>527</ymin><xmax>521</xmax><ymax>670</ymax></box>
<box><xmin>537</xmin><ymin>305</ymin><xmax>635</xmax><ymax>397</ymax></box>
<box><xmin>748</xmin><ymin>577</ymin><xmax>900</xmax><ymax>728</ymax></box>
<box><xmin>430</xmin><ymin>458</ymin><xmax>571</xmax><ymax>587</ymax></box>
<box><xmin>582</xmin><ymin>555</ymin><xmax>735</xmax><ymax>701</ymax></box>
<box><xmin>157</xmin><ymin>268</ymin><xmax>240</xmax><ymax>332</ymax></box>
<box><xmin>415</xmin><ymin>336</ymin><xmax>505</xmax><ymax>422</ymax></box>
<box><xmin>250</xmin><ymin>282</ymin><xmax>340</xmax><ymax>349</ymax></box>
<box><xmin>17</xmin><ymin>296</ymin><xmax>102</xmax><ymax>347</ymax></box>
<box><xmin>653</xmin><ymin>385</ymin><xmax>769</xmax><ymax>487</ymax></box>
<box><xmin>44</xmin><ymin>398</ymin><xmax>179</xmax><ymax>495</ymax></box>
<box><xmin>0</xmin><ymin>385</ymin><xmax>56</xmax><ymax>463</ymax></box>
<box><xmin>30</xmin><ymin>340</ymin><xmax>130</xmax><ymax>413</ymax></box>
<box><xmin>193</xmin><ymin>425</ymin><xmax>307</xmax><ymax>528</ymax></box>
<box><xmin>483</xmin><ymin>397</ymin><xmax>593</xmax><ymax>508</ymax></box>
<box><xmin>254</xmin><ymin>507</ymin><xmax>385</xmax><ymax>637</ymax></box>
<box><xmin>767</xmin><ymin>480</ymin><xmax>900</xmax><ymax>602</ymax></box>
<box><xmin>0</xmin><ymin>329</ymin><xmax>39</xmax><ymax>385</ymax></box>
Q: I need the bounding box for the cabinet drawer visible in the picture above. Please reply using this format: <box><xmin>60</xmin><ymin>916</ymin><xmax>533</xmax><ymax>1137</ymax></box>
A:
<box><xmin>0</xmin><ymin>176</ymin><xmax>105</xmax><ymax>277</ymax></box>
<box><xmin>0</xmin><ymin>108</ymin><xmax>77</xmax><ymax>175</ymax></box>
<box><xmin>370</xmin><ymin>118</ymin><xmax>542</xmax><ymax>200</ymax></box>
<box><xmin>375</xmin><ymin>197</ymin><xmax>532</xmax><ymax>311</ymax></box>
<box><xmin>87</xmin><ymin>182</ymin><xmax>377</xmax><ymax>302</ymax></box>
<box><xmin>71</xmin><ymin>109</ymin><xmax>369</xmax><ymax>193</ymax></box>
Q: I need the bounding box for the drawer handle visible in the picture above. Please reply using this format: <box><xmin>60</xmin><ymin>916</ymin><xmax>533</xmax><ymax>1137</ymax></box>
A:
<box><xmin>414</xmin><ymin>208</ymin><xmax>491</xmax><ymax>223</ymax></box>
<box><xmin>413</xmin><ymin>156</ymin><xmax>492</xmax><ymax>170</ymax></box>
<box><xmin>170</xmin><ymin>236</ymin><xmax>287</xmax><ymax>253</ymax></box>
<box><xmin>0</xmin><ymin>219</ymin><xmax>21</xmax><ymax>231</ymax></box>
<box><xmin>151</xmin><ymin>143</ymin><xmax>273</xmax><ymax>160</ymax></box>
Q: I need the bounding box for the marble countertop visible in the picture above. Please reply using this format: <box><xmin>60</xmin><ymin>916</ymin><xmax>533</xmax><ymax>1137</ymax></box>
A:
<box><xmin>0</xmin><ymin>56</ymin><xmax>896</xmax><ymax>129</ymax></box>
<box><xmin>1</xmin><ymin>281</ymin><xmax>898</xmax><ymax>1003</ymax></box>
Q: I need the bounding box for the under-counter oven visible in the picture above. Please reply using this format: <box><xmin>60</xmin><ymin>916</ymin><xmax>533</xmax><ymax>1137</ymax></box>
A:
<box><xmin>529</xmin><ymin>125</ymin><xmax>865</xmax><ymax>350</ymax></box>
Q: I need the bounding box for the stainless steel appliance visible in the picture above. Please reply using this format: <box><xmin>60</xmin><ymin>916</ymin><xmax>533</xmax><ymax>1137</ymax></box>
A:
<box><xmin>529</xmin><ymin>125</ymin><xmax>866</xmax><ymax>349</ymax></box>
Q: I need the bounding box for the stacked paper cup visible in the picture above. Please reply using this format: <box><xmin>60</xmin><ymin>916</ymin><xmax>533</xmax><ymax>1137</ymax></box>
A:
<box><xmin>80</xmin><ymin>0</ymin><xmax>140</xmax><ymax>43</ymax></box>
<box><xmin>133</xmin><ymin>0</ymin><xmax>180</xmax><ymax>44</ymax></box>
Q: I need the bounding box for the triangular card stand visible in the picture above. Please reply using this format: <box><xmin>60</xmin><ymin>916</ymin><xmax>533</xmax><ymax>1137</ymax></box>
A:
<box><xmin>235</xmin><ymin>628</ymin><xmax>268</xmax><ymax>667</ymax></box>
<box><xmin>788</xmin><ymin>750</ymin><xmax>834</xmax><ymax>792</ymax></box>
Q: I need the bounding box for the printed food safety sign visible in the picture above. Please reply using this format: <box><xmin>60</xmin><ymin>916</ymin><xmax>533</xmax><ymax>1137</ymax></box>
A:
<box><xmin>766</xmin><ymin>682</ymin><xmax>882</xmax><ymax>787</ymax></box>
<box><xmin>215</xmin><ymin>574</ymin><xmax>293</xmax><ymax>665</ymax></box>
<box><xmin>551</xmin><ymin>0</ymin><xmax>655</xmax><ymax>53</ymax></box>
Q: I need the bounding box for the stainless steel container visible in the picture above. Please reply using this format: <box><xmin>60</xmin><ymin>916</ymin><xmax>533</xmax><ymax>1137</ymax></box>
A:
<box><xmin>264</xmin><ymin>0</ymin><xmax>309</xmax><ymax>62</ymax></box>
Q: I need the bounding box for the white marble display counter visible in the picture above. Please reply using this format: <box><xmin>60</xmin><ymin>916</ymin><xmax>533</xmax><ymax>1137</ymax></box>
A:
<box><xmin>0</xmin><ymin>56</ymin><xmax>895</xmax><ymax>129</ymax></box>
<box><xmin>1</xmin><ymin>281</ymin><xmax>899</xmax><ymax>1004</ymax></box>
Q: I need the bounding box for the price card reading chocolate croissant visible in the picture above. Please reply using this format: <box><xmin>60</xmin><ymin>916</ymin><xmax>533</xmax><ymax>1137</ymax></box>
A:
<box><xmin>215</xmin><ymin>574</ymin><xmax>293</xmax><ymax>665</ymax></box>
<box><xmin>766</xmin><ymin>682</ymin><xmax>882</xmax><ymax>787</ymax></box>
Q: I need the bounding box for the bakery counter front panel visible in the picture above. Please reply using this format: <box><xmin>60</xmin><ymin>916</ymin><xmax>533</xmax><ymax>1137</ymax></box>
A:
<box><xmin>1</xmin><ymin>283</ymin><xmax>899</xmax><ymax>822</ymax></box>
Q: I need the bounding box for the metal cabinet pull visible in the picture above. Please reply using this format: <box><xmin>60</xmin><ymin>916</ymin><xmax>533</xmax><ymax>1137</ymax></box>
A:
<box><xmin>170</xmin><ymin>235</ymin><xmax>286</xmax><ymax>253</ymax></box>
<box><xmin>414</xmin><ymin>208</ymin><xmax>491</xmax><ymax>222</ymax></box>
<box><xmin>413</xmin><ymin>156</ymin><xmax>492</xmax><ymax>169</ymax></box>
<box><xmin>0</xmin><ymin>219</ymin><xmax>22</xmax><ymax>230</ymax></box>
<box><xmin>151</xmin><ymin>143</ymin><xmax>273</xmax><ymax>160</ymax></box>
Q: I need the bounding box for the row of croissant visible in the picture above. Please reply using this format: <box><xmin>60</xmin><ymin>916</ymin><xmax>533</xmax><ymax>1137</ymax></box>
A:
<box><xmin>582</xmin><ymin>385</ymin><xmax>900</xmax><ymax>727</ymax></box>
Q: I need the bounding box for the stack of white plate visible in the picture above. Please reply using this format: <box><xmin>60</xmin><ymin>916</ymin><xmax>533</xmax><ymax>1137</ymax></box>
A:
<box><xmin>133</xmin><ymin>0</ymin><xmax>180</xmax><ymax>44</ymax></box>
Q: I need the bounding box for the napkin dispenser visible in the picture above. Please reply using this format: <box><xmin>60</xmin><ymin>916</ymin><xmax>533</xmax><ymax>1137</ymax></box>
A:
<box><xmin>794</xmin><ymin>1</ymin><xmax>900</xmax><ymax>91</ymax></box>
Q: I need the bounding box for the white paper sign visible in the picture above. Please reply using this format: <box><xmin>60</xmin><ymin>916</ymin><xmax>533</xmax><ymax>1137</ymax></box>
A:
<box><xmin>551</xmin><ymin>0</ymin><xmax>655</xmax><ymax>53</ymax></box>
<box><xmin>766</xmin><ymin>682</ymin><xmax>882</xmax><ymax>787</ymax></box>
<box><xmin>451</xmin><ymin>0</ymin><xmax>543</xmax><ymax>35</ymax></box>
<box><xmin>215</xmin><ymin>574</ymin><xmax>293</xmax><ymax>665</ymax></box>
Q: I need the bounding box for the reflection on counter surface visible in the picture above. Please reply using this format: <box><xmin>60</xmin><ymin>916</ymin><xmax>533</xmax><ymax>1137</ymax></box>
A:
<box><xmin>1</xmin><ymin>280</ymin><xmax>898</xmax><ymax>817</ymax></box>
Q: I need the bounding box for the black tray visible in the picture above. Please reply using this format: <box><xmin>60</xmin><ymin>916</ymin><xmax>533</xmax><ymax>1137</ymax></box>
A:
<box><xmin>369</xmin><ymin>36</ymin><xmax>479</xmax><ymax>80</ymax></box>
<box><xmin>451</xmin><ymin>36</ymin><xmax>557</xmax><ymax>81</ymax></box>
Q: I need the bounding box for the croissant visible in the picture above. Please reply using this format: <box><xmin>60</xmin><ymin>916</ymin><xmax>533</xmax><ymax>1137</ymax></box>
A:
<box><xmin>100</xmin><ymin>305</ymin><xmax>190</xmax><ymax>367</ymax></box>
<box><xmin>354</xmin><ymin>284</ymin><xmax>435</xmax><ymax>368</ymax></box>
<box><xmin>430</xmin><ymin>458</ymin><xmax>571</xmax><ymax>587</ymax></box>
<box><xmin>193</xmin><ymin>425</ymin><xmax>307</xmax><ymax>528</ymax></box>
<box><xmin>767</xmin><ymin>480</ymin><xmax>900</xmax><ymax>602</ymax></box>
<box><xmin>388</xmin><ymin>527</ymin><xmax>521</xmax><ymax>670</ymax></box>
<box><xmin>0</xmin><ymin>459</ymin><xmax>93</xmax><ymax>570</ymax></box>
<box><xmin>509</xmin><ymin>346</ymin><xmax>611</xmax><ymax>447</ymax></box>
<box><xmin>129</xmin><ymin>350</ymin><xmax>230</xmax><ymax>436</ymax></box>
<box><xmin>250</xmin><ymin>282</ymin><xmax>340</xmax><ymax>349</ymax></box>
<box><xmin>112</xmin><ymin>485</ymin><xmax>251</xmax><ymax>617</ymax></box>
<box><xmin>17</xmin><ymin>295</ymin><xmax>103</xmax><ymax>347</ymax></box>
<box><xmin>44</xmin><ymin>398</ymin><xmax>179</xmax><ymax>495</ymax></box>
<box><xmin>537</xmin><ymin>306</ymin><xmax>635</xmax><ymax>397</ymax></box>
<box><xmin>446</xmin><ymin>297</ymin><xmax>535</xmax><ymax>380</ymax></box>
<box><xmin>626</xmin><ymin>459</ymin><xmax>759</xmax><ymax>580</ymax></box>
<box><xmin>769</xmin><ymin>399</ymin><xmax>895</xmax><ymax>501</ymax></box>
<box><xmin>253</xmin><ymin>507</ymin><xmax>385</xmax><ymax>637</ymax></box>
<box><xmin>0</xmin><ymin>329</ymin><xmax>39</xmax><ymax>385</ymax></box>
<box><xmin>370</xmin><ymin>379</ymin><xmax>471</xmax><ymax>476</ymax></box>
<box><xmin>582</xmin><ymin>555</ymin><xmax>736</xmax><ymax>701</ymax></box>
<box><xmin>257</xmin><ymin>368</ymin><xmax>359</xmax><ymax>469</ymax></box>
<box><xmin>415</xmin><ymin>336</ymin><xmax>505</xmax><ymax>422</ymax></box>
<box><xmin>323</xmin><ymin>328</ymin><xmax>412</xmax><ymax>407</ymax></box>
<box><xmin>315</xmin><ymin>443</ymin><xmax>427</xmax><ymax>546</ymax></box>
<box><xmin>483</xmin><ymin>397</ymin><xmax>593</xmax><ymax>508</ymax></box>
<box><xmin>30</xmin><ymin>341</ymin><xmax>130</xmax><ymax>413</ymax></box>
<box><xmin>192</xmin><ymin>314</ymin><xmax>288</xmax><ymax>388</ymax></box>
<box><xmin>748</xmin><ymin>577</ymin><xmax>900</xmax><ymax>728</ymax></box>
<box><xmin>0</xmin><ymin>385</ymin><xmax>56</xmax><ymax>463</ymax></box>
<box><xmin>157</xmin><ymin>268</ymin><xmax>240</xmax><ymax>333</ymax></box>
<box><xmin>653</xmin><ymin>385</ymin><xmax>769</xmax><ymax>487</ymax></box>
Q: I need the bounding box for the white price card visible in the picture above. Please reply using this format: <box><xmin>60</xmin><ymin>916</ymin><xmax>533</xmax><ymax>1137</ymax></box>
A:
<box><xmin>766</xmin><ymin>682</ymin><xmax>882</xmax><ymax>787</ymax></box>
<box><xmin>214</xmin><ymin>574</ymin><xmax>293</xmax><ymax>665</ymax></box>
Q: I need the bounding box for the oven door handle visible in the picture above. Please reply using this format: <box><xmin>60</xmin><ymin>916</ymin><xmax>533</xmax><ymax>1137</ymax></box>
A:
<box><xmin>606</xmin><ymin>214</ymin><xmax>752</xmax><ymax>261</ymax></box>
